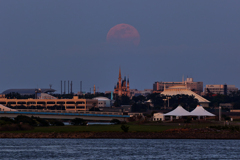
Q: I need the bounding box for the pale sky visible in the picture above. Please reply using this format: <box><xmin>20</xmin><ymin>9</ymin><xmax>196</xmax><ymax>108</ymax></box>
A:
<box><xmin>0</xmin><ymin>0</ymin><xmax>240</xmax><ymax>93</ymax></box>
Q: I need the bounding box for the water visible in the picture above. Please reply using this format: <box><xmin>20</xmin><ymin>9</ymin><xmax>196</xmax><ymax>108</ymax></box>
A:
<box><xmin>0</xmin><ymin>139</ymin><xmax>239</xmax><ymax>160</ymax></box>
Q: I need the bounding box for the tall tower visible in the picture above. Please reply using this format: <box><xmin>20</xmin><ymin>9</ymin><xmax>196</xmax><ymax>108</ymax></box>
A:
<box><xmin>118</xmin><ymin>67</ymin><xmax>122</xmax><ymax>96</ymax></box>
<box><xmin>94</xmin><ymin>85</ymin><xmax>96</xmax><ymax>95</ymax></box>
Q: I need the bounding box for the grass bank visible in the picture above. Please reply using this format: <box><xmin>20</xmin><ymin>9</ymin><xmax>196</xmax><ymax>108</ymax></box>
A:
<box><xmin>0</xmin><ymin>123</ymin><xmax>181</xmax><ymax>133</ymax></box>
<box><xmin>0</xmin><ymin>120</ymin><xmax>236</xmax><ymax>134</ymax></box>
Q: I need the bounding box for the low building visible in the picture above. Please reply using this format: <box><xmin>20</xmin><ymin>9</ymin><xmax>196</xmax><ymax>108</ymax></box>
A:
<box><xmin>93</xmin><ymin>97</ymin><xmax>111</xmax><ymax>108</ymax></box>
<box><xmin>0</xmin><ymin>96</ymin><xmax>97</xmax><ymax>112</ymax></box>
<box><xmin>37</xmin><ymin>93</ymin><xmax>57</xmax><ymax>99</ymax></box>
<box><xmin>129</xmin><ymin>89</ymin><xmax>153</xmax><ymax>98</ymax></box>
<box><xmin>219</xmin><ymin>103</ymin><xmax>233</xmax><ymax>109</ymax></box>
<box><xmin>204</xmin><ymin>84</ymin><xmax>238</xmax><ymax>95</ymax></box>
<box><xmin>85</xmin><ymin>99</ymin><xmax>98</xmax><ymax>110</ymax></box>
<box><xmin>153</xmin><ymin>113</ymin><xmax>164</xmax><ymax>121</ymax></box>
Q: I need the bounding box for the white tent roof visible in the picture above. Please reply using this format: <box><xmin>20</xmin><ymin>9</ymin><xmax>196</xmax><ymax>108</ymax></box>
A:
<box><xmin>164</xmin><ymin>105</ymin><xmax>191</xmax><ymax>116</ymax></box>
<box><xmin>190</xmin><ymin>105</ymin><xmax>215</xmax><ymax>116</ymax></box>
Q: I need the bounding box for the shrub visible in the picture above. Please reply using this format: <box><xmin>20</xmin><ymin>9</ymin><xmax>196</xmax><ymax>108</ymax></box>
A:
<box><xmin>121</xmin><ymin>124</ymin><xmax>129</xmax><ymax>132</ymax></box>
<box><xmin>0</xmin><ymin>117</ymin><xmax>15</xmax><ymax>124</ymax></box>
<box><xmin>15</xmin><ymin>115</ymin><xmax>37</xmax><ymax>126</ymax></box>
<box><xmin>32</xmin><ymin>117</ymin><xmax>49</xmax><ymax>126</ymax></box>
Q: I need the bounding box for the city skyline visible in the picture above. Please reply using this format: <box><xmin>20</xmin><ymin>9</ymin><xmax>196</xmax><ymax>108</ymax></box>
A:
<box><xmin>1</xmin><ymin>1</ymin><xmax>240</xmax><ymax>93</ymax></box>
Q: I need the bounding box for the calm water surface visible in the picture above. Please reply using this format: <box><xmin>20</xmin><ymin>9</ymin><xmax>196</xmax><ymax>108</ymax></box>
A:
<box><xmin>0</xmin><ymin>139</ymin><xmax>239</xmax><ymax>160</ymax></box>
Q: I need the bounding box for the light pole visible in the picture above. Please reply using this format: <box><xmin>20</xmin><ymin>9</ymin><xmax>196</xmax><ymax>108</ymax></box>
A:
<box><xmin>219</xmin><ymin>106</ymin><xmax>221</xmax><ymax>121</ymax></box>
<box><xmin>167</xmin><ymin>97</ymin><xmax>171</xmax><ymax>108</ymax></box>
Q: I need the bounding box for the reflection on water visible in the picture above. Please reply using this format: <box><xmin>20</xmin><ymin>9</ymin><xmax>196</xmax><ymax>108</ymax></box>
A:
<box><xmin>0</xmin><ymin>139</ymin><xmax>240</xmax><ymax>160</ymax></box>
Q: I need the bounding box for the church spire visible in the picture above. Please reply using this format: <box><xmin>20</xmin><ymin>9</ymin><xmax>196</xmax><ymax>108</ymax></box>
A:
<box><xmin>119</xmin><ymin>67</ymin><xmax>122</xmax><ymax>79</ymax></box>
<box><xmin>118</xmin><ymin>67</ymin><xmax>122</xmax><ymax>96</ymax></box>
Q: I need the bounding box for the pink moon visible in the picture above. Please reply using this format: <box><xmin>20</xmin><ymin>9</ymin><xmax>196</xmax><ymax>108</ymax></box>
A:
<box><xmin>106</xmin><ymin>23</ymin><xmax>140</xmax><ymax>46</ymax></box>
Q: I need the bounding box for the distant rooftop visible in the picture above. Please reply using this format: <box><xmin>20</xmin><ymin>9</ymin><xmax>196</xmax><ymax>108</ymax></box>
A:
<box><xmin>2</xmin><ymin>89</ymin><xmax>56</xmax><ymax>95</ymax></box>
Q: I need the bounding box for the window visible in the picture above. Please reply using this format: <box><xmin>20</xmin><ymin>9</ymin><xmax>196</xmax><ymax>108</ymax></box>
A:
<box><xmin>66</xmin><ymin>101</ymin><xmax>75</xmax><ymax>104</ymax></box>
<box><xmin>76</xmin><ymin>106</ymin><xmax>84</xmax><ymax>109</ymax></box>
<box><xmin>76</xmin><ymin>101</ymin><xmax>85</xmax><ymax>104</ymax></box>
<box><xmin>18</xmin><ymin>102</ymin><xmax>26</xmax><ymax>104</ymax></box>
<box><xmin>37</xmin><ymin>102</ymin><xmax>46</xmax><ymax>104</ymax></box>
<box><xmin>47</xmin><ymin>102</ymin><xmax>55</xmax><ymax>104</ymax></box>
<box><xmin>28</xmin><ymin>102</ymin><xmax>36</xmax><ymax>104</ymax></box>
<box><xmin>8</xmin><ymin>102</ymin><xmax>16</xmax><ymax>104</ymax></box>
<box><xmin>66</xmin><ymin>106</ymin><xmax>75</xmax><ymax>109</ymax></box>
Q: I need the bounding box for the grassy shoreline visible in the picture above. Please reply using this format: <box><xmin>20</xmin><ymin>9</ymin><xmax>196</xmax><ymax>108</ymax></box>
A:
<box><xmin>1</xmin><ymin>121</ymin><xmax>240</xmax><ymax>139</ymax></box>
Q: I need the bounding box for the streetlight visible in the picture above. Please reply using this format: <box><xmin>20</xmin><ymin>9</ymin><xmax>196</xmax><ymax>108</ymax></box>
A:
<box><xmin>167</xmin><ymin>97</ymin><xmax>171</xmax><ymax>108</ymax></box>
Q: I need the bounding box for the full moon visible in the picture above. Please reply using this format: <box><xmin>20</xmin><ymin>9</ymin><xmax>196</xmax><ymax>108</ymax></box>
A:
<box><xmin>106</xmin><ymin>23</ymin><xmax>140</xmax><ymax>46</ymax></box>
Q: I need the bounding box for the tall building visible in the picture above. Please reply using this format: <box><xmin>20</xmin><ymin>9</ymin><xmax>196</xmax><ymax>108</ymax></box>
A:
<box><xmin>113</xmin><ymin>68</ymin><xmax>130</xmax><ymax>97</ymax></box>
<box><xmin>153</xmin><ymin>78</ymin><xmax>203</xmax><ymax>95</ymax></box>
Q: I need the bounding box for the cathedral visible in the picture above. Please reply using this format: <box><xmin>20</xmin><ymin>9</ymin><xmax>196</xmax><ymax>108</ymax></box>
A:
<box><xmin>114</xmin><ymin>68</ymin><xmax>130</xmax><ymax>97</ymax></box>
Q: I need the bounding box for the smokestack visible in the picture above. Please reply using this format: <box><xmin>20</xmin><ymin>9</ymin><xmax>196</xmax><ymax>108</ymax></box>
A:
<box><xmin>64</xmin><ymin>81</ymin><xmax>66</xmax><ymax>94</ymax></box>
<box><xmin>68</xmin><ymin>80</ymin><xmax>69</xmax><ymax>94</ymax></box>
<box><xmin>71</xmin><ymin>81</ymin><xmax>73</xmax><ymax>94</ymax></box>
<box><xmin>80</xmin><ymin>81</ymin><xmax>82</xmax><ymax>93</ymax></box>
<box><xmin>61</xmin><ymin>81</ymin><xmax>62</xmax><ymax>94</ymax></box>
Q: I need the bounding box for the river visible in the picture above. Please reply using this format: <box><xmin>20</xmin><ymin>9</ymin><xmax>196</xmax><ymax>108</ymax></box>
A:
<box><xmin>0</xmin><ymin>139</ymin><xmax>239</xmax><ymax>159</ymax></box>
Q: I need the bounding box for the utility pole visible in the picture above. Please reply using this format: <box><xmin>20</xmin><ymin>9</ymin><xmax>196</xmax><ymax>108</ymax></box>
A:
<box><xmin>167</xmin><ymin>97</ymin><xmax>171</xmax><ymax>108</ymax></box>
<box><xmin>219</xmin><ymin>106</ymin><xmax>221</xmax><ymax>121</ymax></box>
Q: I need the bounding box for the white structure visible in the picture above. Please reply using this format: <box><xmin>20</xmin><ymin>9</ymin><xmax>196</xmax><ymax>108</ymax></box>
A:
<box><xmin>204</xmin><ymin>84</ymin><xmax>238</xmax><ymax>95</ymax></box>
<box><xmin>164</xmin><ymin>105</ymin><xmax>191</xmax><ymax>121</ymax></box>
<box><xmin>93</xmin><ymin>97</ymin><xmax>111</xmax><ymax>107</ymax></box>
<box><xmin>190</xmin><ymin>105</ymin><xmax>215</xmax><ymax>117</ymax></box>
<box><xmin>37</xmin><ymin>93</ymin><xmax>57</xmax><ymax>99</ymax></box>
<box><xmin>164</xmin><ymin>105</ymin><xmax>191</xmax><ymax>116</ymax></box>
<box><xmin>163</xmin><ymin>105</ymin><xmax>215</xmax><ymax>121</ymax></box>
<box><xmin>161</xmin><ymin>85</ymin><xmax>210</xmax><ymax>107</ymax></box>
<box><xmin>0</xmin><ymin>104</ymin><xmax>17</xmax><ymax>111</ymax></box>
<box><xmin>153</xmin><ymin>112</ymin><xmax>164</xmax><ymax>121</ymax></box>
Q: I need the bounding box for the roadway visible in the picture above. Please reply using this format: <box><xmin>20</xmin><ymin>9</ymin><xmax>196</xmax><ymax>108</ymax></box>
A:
<box><xmin>0</xmin><ymin>109</ymin><xmax>133</xmax><ymax>121</ymax></box>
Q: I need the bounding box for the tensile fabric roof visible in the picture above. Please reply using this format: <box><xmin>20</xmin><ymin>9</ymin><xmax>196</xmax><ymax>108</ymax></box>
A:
<box><xmin>164</xmin><ymin>105</ymin><xmax>191</xmax><ymax>116</ymax></box>
<box><xmin>190</xmin><ymin>105</ymin><xmax>215</xmax><ymax>116</ymax></box>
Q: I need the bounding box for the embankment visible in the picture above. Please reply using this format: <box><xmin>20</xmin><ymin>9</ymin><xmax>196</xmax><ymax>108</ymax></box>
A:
<box><xmin>1</xmin><ymin>128</ymin><xmax>240</xmax><ymax>139</ymax></box>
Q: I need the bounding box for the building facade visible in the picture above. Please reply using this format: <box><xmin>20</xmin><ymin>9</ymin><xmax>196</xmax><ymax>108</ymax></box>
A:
<box><xmin>153</xmin><ymin>78</ymin><xmax>203</xmax><ymax>95</ymax></box>
<box><xmin>204</xmin><ymin>84</ymin><xmax>238</xmax><ymax>95</ymax></box>
<box><xmin>0</xmin><ymin>96</ymin><xmax>98</xmax><ymax>111</ymax></box>
<box><xmin>113</xmin><ymin>68</ymin><xmax>130</xmax><ymax>97</ymax></box>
